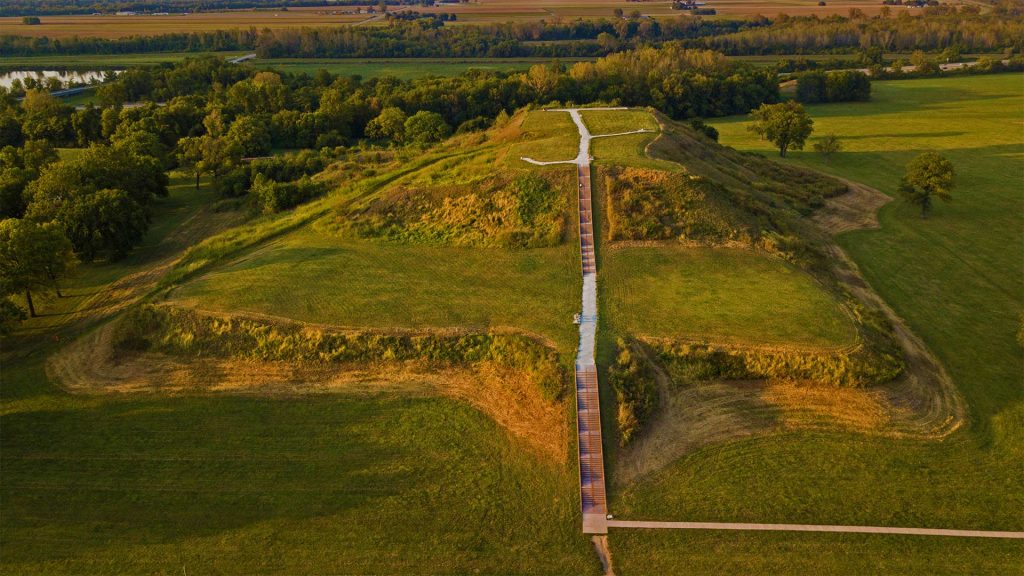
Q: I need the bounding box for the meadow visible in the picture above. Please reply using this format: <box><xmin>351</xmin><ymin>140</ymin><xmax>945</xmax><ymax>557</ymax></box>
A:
<box><xmin>169</xmin><ymin>228</ymin><xmax>582</xmax><ymax>357</ymax></box>
<box><xmin>604</xmin><ymin>73</ymin><xmax>1024</xmax><ymax>573</ymax></box>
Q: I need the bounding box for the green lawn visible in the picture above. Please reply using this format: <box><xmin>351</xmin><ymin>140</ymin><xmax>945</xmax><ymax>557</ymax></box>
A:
<box><xmin>603</xmin><ymin>246</ymin><xmax>857</xmax><ymax>349</ymax></box>
<box><xmin>580</xmin><ymin>109</ymin><xmax>659</xmax><ymax>134</ymax></box>
<box><xmin>510</xmin><ymin>109</ymin><xmax>580</xmax><ymax>164</ymax></box>
<box><xmin>169</xmin><ymin>228</ymin><xmax>581</xmax><ymax>357</ymax></box>
<box><xmin>0</xmin><ymin>359</ymin><xmax>597</xmax><ymax>575</ymax></box>
<box><xmin>606</xmin><ymin>73</ymin><xmax>1024</xmax><ymax>574</ymax></box>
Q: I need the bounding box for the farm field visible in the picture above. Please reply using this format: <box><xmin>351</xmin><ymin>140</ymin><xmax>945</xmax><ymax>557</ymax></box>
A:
<box><xmin>0</xmin><ymin>8</ymin><xmax>367</xmax><ymax>40</ymax></box>
<box><xmin>603</xmin><ymin>73</ymin><xmax>1024</xmax><ymax>572</ymax></box>
<box><xmin>0</xmin><ymin>0</ymin><xmax>917</xmax><ymax>41</ymax></box>
<box><xmin>0</xmin><ymin>52</ymin><xmax>245</xmax><ymax>70</ymax></box>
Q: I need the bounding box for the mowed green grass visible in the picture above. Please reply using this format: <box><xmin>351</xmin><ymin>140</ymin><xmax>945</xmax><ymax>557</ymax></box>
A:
<box><xmin>580</xmin><ymin>109</ymin><xmax>659</xmax><ymax>134</ymax></box>
<box><xmin>603</xmin><ymin>246</ymin><xmax>857</xmax><ymax>348</ymax></box>
<box><xmin>510</xmin><ymin>109</ymin><xmax>580</xmax><ymax>164</ymax></box>
<box><xmin>606</xmin><ymin>74</ymin><xmax>1024</xmax><ymax>573</ymax></box>
<box><xmin>584</xmin><ymin>109</ymin><xmax>678</xmax><ymax>170</ymax></box>
<box><xmin>0</xmin><ymin>360</ymin><xmax>596</xmax><ymax>575</ymax></box>
<box><xmin>169</xmin><ymin>227</ymin><xmax>581</xmax><ymax>356</ymax></box>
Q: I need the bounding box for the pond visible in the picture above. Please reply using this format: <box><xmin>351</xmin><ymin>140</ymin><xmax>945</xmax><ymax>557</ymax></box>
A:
<box><xmin>0</xmin><ymin>70</ymin><xmax>122</xmax><ymax>90</ymax></box>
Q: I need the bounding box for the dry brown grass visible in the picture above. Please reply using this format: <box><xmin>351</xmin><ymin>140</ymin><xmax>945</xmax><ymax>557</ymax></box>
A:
<box><xmin>48</xmin><ymin>317</ymin><xmax>569</xmax><ymax>461</ymax></box>
<box><xmin>811</xmin><ymin>177</ymin><xmax>892</xmax><ymax>235</ymax></box>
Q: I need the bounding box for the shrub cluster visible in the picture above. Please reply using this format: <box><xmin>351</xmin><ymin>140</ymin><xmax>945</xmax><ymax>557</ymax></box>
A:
<box><xmin>115</xmin><ymin>304</ymin><xmax>567</xmax><ymax>400</ymax></box>
<box><xmin>608</xmin><ymin>338</ymin><xmax>659</xmax><ymax>445</ymax></box>
<box><xmin>604</xmin><ymin>168</ymin><xmax>739</xmax><ymax>244</ymax></box>
<box><xmin>650</xmin><ymin>316</ymin><xmax>903</xmax><ymax>389</ymax></box>
<box><xmin>344</xmin><ymin>172</ymin><xmax>567</xmax><ymax>248</ymax></box>
<box><xmin>795</xmin><ymin>70</ymin><xmax>871</xmax><ymax>104</ymax></box>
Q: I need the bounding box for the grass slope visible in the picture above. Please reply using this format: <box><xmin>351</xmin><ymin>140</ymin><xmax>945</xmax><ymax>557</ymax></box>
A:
<box><xmin>606</xmin><ymin>73</ymin><xmax>1024</xmax><ymax>574</ymax></box>
<box><xmin>1</xmin><ymin>360</ymin><xmax>596</xmax><ymax>575</ymax></box>
<box><xmin>604</xmin><ymin>245</ymin><xmax>856</xmax><ymax>348</ymax></box>
<box><xmin>170</xmin><ymin>228</ymin><xmax>581</xmax><ymax>356</ymax></box>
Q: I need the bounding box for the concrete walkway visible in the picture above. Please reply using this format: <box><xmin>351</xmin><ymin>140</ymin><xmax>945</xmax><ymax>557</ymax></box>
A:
<box><xmin>606</xmin><ymin>520</ymin><xmax>1024</xmax><ymax>539</ymax></box>
<box><xmin>523</xmin><ymin>107</ymin><xmax>648</xmax><ymax>535</ymax></box>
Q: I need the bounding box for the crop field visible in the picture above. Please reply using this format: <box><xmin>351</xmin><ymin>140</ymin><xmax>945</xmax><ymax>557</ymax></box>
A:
<box><xmin>602</xmin><ymin>73</ymin><xmax>1024</xmax><ymax>572</ymax></box>
<box><xmin>0</xmin><ymin>8</ymin><xmax>367</xmax><ymax>40</ymax></box>
<box><xmin>0</xmin><ymin>0</ymin><xmax>912</xmax><ymax>41</ymax></box>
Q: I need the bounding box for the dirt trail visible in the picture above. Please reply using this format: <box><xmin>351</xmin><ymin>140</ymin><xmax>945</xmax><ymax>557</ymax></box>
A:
<box><xmin>812</xmin><ymin>177</ymin><xmax>892</xmax><ymax>235</ymax></box>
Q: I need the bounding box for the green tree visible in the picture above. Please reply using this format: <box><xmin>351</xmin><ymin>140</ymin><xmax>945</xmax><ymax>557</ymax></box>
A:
<box><xmin>813</xmin><ymin>133</ymin><xmax>842</xmax><ymax>162</ymax></box>
<box><xmin>365</xmin><ymin>106</ymin><xmax>407</xmax><ymax>143</ymax></box>
<box><xmin>748</xmin><ymin>101</ymin><xmax>814</xmax><ymax>157</ymax></box>
<box><xmin>0</xmin><ymin>218</ymin><xmax>76</xmax><ymax>317</ymax></box>
<box><xmin>403</xmin><ymin>110</ymin><xmax>451</xmax><ymax>145</ymax></box>
<box><xmin>226</xmin><ymin>115</ymin><xmax>272</xmax><ymax>157</ymax></box>
<box><xmin>898</xmin><ymin>152</ymin><xmax>955</xmax><ymax>218</ymax></box>
<box><xmin>176</xmin><ymin>136</ymin><xmax>205</xmax><ymax>189</ymax></box>
<box><xmin>53</xmin><ymin>188</ymin><xmax>148</xmax><ymax>261</ymax></box>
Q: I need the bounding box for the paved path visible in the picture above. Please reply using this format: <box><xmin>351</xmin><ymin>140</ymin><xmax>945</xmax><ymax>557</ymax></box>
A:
<box><xmin>522</xmin><ymin>107</ymin><xmax>647</xmax><ymax>534</ymax></box>
<box><xmin>523</xmin><ymin>107</ymin><xmax>1024</xmax><ymax>544</ymax></box>
<box><xmin>607</xmin><ymin>520</ymin><xmax>1024</xmax><ymax>539</ymax></box>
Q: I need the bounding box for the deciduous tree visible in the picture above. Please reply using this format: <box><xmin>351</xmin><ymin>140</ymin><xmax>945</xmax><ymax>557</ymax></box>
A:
<box><xmin>748</xmin><ymin>101</ymin><xmax>814</xmax><ymax>157</ymax></box>
<box><xmin>898</xmin><ymin>152</ymin><xmax>955</xmax><ymax>218</ymax></box>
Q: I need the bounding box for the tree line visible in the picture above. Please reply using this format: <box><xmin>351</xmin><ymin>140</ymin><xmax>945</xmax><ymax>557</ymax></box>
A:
<box><xmin>699</xmin><ymin>6</ymin><xmax>1024</xmax><ymax>55</ymax></box>
<box><xmin>0</xmin><ymin>16</ymin><xmax>761</xmax><ymax>58</ymax></box>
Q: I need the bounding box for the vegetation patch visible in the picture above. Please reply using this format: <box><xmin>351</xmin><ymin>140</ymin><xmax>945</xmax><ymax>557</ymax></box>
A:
<box><xmin>338</xmin><ymin>170</ymin><xmax>570</xmax><ymax>248</ymax></box>
<box><xmin>604</xmin><ymin>167</ymin><xmax>744</xmax><ymax>245</ymax></box>
<box><xmin>608</xmin><ymin>338</ymin><xmax>659</xmax><ymax>446</ymax></box>
<box><xmin>114</xmin><ymin>304</ymin><xmax>568</xmax><ymax>401</ymax></box>
<box><xmin>649</xmin><ymin>332</ymin><xmax>901</xmax><ymax>389</ymax></box>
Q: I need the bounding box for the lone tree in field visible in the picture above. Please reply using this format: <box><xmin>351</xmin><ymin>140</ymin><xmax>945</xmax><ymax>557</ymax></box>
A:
<box><xmin>814</xmin><ymin>133</ymin><xmax>842</xmax><ymax>162</ymax></box>
<box><xmin>898</xmin><ymin>152</ymin><xmax>955</xmax><ymax>218</ymax></box>
<box><xmin>748</xmin><ymin>101</ymin><xmax>814</xmax><ymax>157</ymax></box>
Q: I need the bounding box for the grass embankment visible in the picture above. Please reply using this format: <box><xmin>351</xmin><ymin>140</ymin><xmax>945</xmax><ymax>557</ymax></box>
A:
<box><xmin>1</xmin><ymin>359</ymin><xmax>594</xmax><ymax>574</ymax></box>
<box><xmin>1</xmin><ymin>113</ymin><xmax>602</xmax><ymax>573</ymax></box>
<box><xmin>605</xmin><ymin>74</ymin><xmax>1024</xmax><ymax>574</ymax></box>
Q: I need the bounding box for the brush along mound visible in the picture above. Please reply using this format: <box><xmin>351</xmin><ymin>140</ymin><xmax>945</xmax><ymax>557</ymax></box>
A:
<box><xmin>48</xmin><ymin>305</ymin><xmax>570</xmax><ymax>461</ymax></box>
